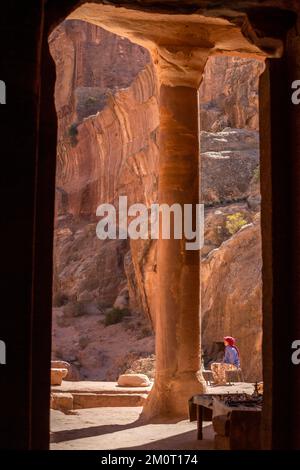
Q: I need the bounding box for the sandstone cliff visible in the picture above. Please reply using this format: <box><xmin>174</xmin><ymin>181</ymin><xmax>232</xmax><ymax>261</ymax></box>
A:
<box><xmin>199</xmin><ymin>56</ymin><xmax>264</xmax><ymax>132</ymax></box>
<box><xmin>50</xmin><ymin>21</ymin><xmax>158</xmax><ymax>379</ymax></box>
<box><xmin>201</xmin><ymin>218</ymin><xmax>262</xmax><ymax>382</ymax></box>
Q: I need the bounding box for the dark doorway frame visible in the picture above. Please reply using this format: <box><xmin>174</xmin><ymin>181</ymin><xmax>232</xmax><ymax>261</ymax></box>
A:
<box><xmin>1</xmin><ymin>0</ymin><xmax>300</xmax><ymax>450</ymax></box>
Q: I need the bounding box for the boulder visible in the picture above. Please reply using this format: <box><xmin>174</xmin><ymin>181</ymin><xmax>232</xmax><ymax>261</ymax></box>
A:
<box><xmin>113</xmin><ymin>287</ymin><xmax>129</xmax><ymax>310</ymax></box>
<box><xmin>117</xmin><ymin>373</ymin><xmax>150</xmax><ymax>387</ymax></box>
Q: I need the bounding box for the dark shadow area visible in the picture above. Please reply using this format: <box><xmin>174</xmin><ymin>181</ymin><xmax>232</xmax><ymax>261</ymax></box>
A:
<box><xmin>50</xmin><ymin>413</ymin><xmax>194</xmax><ymax>443</ymax></box>
<box><xmin>50</xmin><ymin>412</ymin><xmax>214</xmax><ymax>449</ymax></box>
<box><xmin>114</xmin><ymin>425</ymin><xmax>214</xmax><ymax>450</ymax></box>
<box><xmin>50</xmin><ymin>417</ymin><xmax>145</xmax><ymax>443</ymax></box>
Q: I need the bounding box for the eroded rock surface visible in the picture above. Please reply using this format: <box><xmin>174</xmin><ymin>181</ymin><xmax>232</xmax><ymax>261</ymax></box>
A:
<box><xmin>199</xmin><ymin>56</ymin><xmax>264</xmax><ymax>132</ymax></box>
<box><xmin>201</xmin><ymin>219</ymin><xmax>262</xmax><ymax>382</ymax></box>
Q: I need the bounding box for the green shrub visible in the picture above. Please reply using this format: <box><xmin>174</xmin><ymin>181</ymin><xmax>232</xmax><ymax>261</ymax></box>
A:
<box><xmin>63</xmin><ymin>301</ymin><xmax>85</xmax><ymax>318</ymax></box>
<box><xmin>225</xmin><ymin>212</ymin><xmax>247</xmax><ymax>235</ymax></box>
<box><xmin>85</xmin><ymin>96</ymin><xmax>98</xmax><ymax>105</ymax></box>
<box><xmin>104</xmin><ymin>308</ymin><xmax>130</xmax><ymax>326</ymax></box>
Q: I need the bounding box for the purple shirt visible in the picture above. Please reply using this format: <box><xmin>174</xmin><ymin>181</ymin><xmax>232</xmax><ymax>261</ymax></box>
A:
<box><xmin>224</xmin><ymin>345</ymin><xmax>240</xmax><ymax>367</ymax></box>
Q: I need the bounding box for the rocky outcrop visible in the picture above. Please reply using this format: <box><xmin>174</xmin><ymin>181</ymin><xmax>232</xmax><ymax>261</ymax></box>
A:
<box><xmin>203</xmin><ymin>201</ymin><xmax>258</xmax><ymax>258</ymax></box>
<box><xmin>52</xmin><ymin>306</ymin><xmax>154</xmax><ymax>380</ymax></box>
<box><xmin>49</xmin><ymin>20</ymin><xmax>150</xmax><ymax>139</ymax></box>
<box><xmin>199</xmin><ymin>56</ymin><xmax>264</xmax><ymax>132</ymax></box>
<box><xmin>201</xmin><ymin>128</ymin><xmax>259</xmax><ymax>204</ymax></box>
<box><xmin>53</xmin><ymin>64</ymin><xmax>158</xmax><ymax>218</ymax></box>
<box><xmin>201</xmin><ymin>219</ymin><xmax>262</xmax><ymax>382</ymax></box>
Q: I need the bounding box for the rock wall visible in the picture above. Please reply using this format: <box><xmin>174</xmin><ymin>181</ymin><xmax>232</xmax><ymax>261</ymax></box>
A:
<box><xmin>50</xmin><ymin>19</ymin><xmax>263</xmax><ymax>381</ymax></box>
<box><xmin>199</xmin><ymin>56</ymin><xmax>265</xmax><ymax>132</ymax></box>
<box><xmin>201</xmin><ymin>218</ymin><xmax>262</xmax><ymax>382</ymax></box>
<box><xmin>50</xmin><ymin>21</ymin><xmax>158</xmax><ymax>379</ymax></box>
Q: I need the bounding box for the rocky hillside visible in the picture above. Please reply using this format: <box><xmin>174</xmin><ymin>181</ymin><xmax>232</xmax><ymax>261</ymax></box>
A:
<box><xmin>50</xmin><ymin>20</ymin><xmax>263</xmax><ymax>382</ymax></box>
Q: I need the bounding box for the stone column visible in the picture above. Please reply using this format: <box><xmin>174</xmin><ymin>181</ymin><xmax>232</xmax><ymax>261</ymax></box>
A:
<box><xmin>259</xmin><ymin>25</ymin><xmax>300</xmax><ymax>449</ymax></box>
<box><xmin>143</xmin><ymin>47</ymin><xmax>209</xmax><ymax>417</ymax></box>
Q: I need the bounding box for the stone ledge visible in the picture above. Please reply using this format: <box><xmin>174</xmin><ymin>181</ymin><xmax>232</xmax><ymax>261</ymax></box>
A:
<box><xmin>72</xmin><ymin>392</ymin><xmax>148</xmax><ymax>409</ymax></box>
<box><xmin>52</xmin><ymin>380</ymin><xmax>153</xmax><ymax>395</ymax></box>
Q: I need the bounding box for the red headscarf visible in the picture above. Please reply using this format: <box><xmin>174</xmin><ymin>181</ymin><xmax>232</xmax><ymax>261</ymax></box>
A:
<box><xmin>224</xmin><ymin>336</ymin><xmax>240</xmax><ymax>356</ymax></box>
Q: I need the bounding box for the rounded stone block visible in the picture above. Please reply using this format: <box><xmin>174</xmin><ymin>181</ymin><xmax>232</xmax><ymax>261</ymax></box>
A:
<box><xmin>51</xmin><ymin>368</ymin><xmax>68</xmax><ymax>386</ymax></box>
<box><xmin>117</xmin><ymin>373</ymin><xmax>150</xmax><ymax>387</ymax></box>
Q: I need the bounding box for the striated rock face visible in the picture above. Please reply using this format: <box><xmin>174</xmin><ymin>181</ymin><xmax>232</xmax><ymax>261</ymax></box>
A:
<box><xmin>50</xmin><ymin>19</ymin><xmax>262</xmax><ymax>381</ymax></box>
<box><xmin>49</xmin><ymin>20</ymin><xmax>150</xmax><ymax>136</ymax></box>
<box><xmin>199</xmin><ymin>56</ymin><xmax>264</xmax><ymax>132</ymax></box>
<box><xmin>201</xmin><ymin>218</ymin><xmax>262</xmax><ymax>382</ymax></box>
<box><xmin>52</xmin><ymin>60</ymin><xmax>159</xmax><ymax>310</ymax></box>
<box><xmin>50</xmin><ymin>21</ymin><xmax>158</xmax><ymax>379</ymax></box>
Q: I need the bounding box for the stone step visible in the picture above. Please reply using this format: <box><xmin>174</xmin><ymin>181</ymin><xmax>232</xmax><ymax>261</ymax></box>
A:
<box><xmin>51</xmin><ymin>392</ymin><xmax>73</xmax><ymax>412</ymax></box>
<box><xmin>50</xmin><ymin>391</ymin><xmax>148</xmax><ymax>411</ymax></box>
<box><xmin>72</xmin><ymin>392</ymin><xmax>147</xmax><ymax>409</ymax></box>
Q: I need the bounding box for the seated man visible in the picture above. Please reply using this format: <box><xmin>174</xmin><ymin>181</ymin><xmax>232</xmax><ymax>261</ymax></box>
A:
<box><xmin>210</xmin><ymin>336</ymin><xmax>240</xmax><ymax>385</ymax></box>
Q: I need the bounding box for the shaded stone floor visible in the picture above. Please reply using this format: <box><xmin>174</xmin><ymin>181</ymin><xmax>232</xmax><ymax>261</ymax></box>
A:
<box><xmin>50</xmin><ymin>383</ymin><xmax>255</xmax><ymax>450</ymax></box>
<box><xmin>50</xmin><ymin>407</ymin><xmax>214</xmax><ymax>450</ymax></box>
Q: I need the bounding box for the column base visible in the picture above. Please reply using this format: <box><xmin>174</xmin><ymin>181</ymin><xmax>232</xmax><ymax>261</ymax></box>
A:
<box><xmin>142</xmin><ymin>371</ymin><xmax>207</xmax><ymax>420</ymax></box>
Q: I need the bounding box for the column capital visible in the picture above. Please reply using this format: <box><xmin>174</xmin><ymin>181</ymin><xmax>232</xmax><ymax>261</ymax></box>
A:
<box><xmin>151</xmin><ymin>45</ymin><xmax>211</xmax><ymax>88</ymax></box>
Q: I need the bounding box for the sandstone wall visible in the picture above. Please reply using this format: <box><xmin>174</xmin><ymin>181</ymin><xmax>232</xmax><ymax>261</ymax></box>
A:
<box><xmin>199</xmin><ymin>56</ymin><xmax>265</xmax><ymax>132</ymax></box>
<box><xmin>50</xmin><ymin>21</ymin><xmax>159</xmax><ymax>319</ymax></box>
<box><xmin>201</xmin><ymin>219</ymin><xmax>262</xmax><ymax>381</ymax></box>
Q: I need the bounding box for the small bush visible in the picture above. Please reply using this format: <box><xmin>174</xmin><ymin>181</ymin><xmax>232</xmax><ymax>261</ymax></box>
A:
<box><xmin>79</xmin><ymin>335</ymin><xmax>89</xmax><ymax>349</ymax></box>
<box><xmin>67</xmin><ymin>123</ymin><xmax>79</xmax><ymax>147</ymax></box>
<box><xmin>225</xmin><ymin>212</ymin><xmax>247</xmax><ymax>236</ymax></box>
<box><xmin>104</xmin><ymin>308</ymin><xmax>130</xmax><ymax>326</ymax></box>
<box><xmin>63</xmin><ymin>301</ymin><xmax>85</xmax><ymax>318</ymax></box>
<box><xmin>85</xmin><ymin>96</ymin><xmax>98</xmax><ymax>105</ymax></box>
<box><xmin>137</xmin><ymin>326</ymin><xmax>153</xmax><ymax>339</ymax></box>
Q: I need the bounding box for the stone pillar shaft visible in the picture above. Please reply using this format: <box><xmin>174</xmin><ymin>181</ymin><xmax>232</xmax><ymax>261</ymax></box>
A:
<box><xmin>144</xmin><ymin>54</ymin><xmax>208</xmax><ymax>416</ymax></box>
